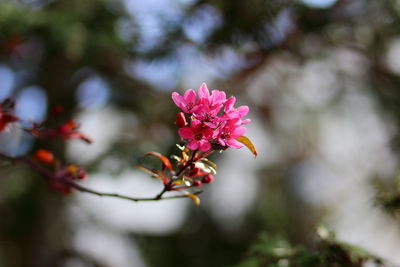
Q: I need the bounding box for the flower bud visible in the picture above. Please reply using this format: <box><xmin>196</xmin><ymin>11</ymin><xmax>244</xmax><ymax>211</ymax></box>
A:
<box><xmin>66</xmin><ymin>164</ymin><xmax>78</xmax><ymax>174</ymax></box>
<box><xmin>33</xmin><ymin>149</ymin><xmax>54</xmax><ymax>164</ymax></box>
<box><xmin>193</xmin><ymin>180</ymin><xmax>202</xmax><ymax>187</ymax></box>
<box><xmin>58</xmin><ymin>120</ymin><xmax>76</xmax><ymax>135</ymax></box>
<box><xmin>202</xmin><ymin>174</ymin><xmax>214</xmax><ymax>184</ymax></box>
<box><xmin>189</xmin><ymin>167</ymin><xmax>200</xmax><ymax>177</ymax></box>
<box><xmin>77</xmin><ymin>169</ymin><xmax>87</xmax><ymax>179</ymax></box>
<box><xmin>175</xmin><ymin>112</ymin><xmax>187</xmax><ymax>128</ymax></box>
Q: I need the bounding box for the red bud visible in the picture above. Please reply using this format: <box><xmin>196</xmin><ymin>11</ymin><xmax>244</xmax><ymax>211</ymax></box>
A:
<box><xmin>189</xmin><ymin>167</ymin><xmax>200</xmax><ymax>177</ymax></box>
<box><xmin>202</xmin><ymin>174</ymin><xmax>214</xmax><ymax>184</ymax></box>
<box><xmin>193</xmin><ymin>180</ymin><xmax>202</xmax><ymax>187</ymax></box>
<box><xmin>175</xmin><ymin>112</ymin><xmax>187</xmax><ymax>128</ymax></box>
<box><xmin>77</xmin><ymin>169</ymin><xmax>87</xmax><ymax>179</ymax></box>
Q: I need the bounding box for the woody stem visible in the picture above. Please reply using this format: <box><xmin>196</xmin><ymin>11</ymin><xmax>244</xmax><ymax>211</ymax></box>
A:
<box><xmin>155</xmin><ymin>149</ymin><xmax>199</xmax><ymax>199</ymax></box>
<box><xmin>0</xmin><ymin>152</ymin><xmax>202</xmax><ymax>202</ymax></box>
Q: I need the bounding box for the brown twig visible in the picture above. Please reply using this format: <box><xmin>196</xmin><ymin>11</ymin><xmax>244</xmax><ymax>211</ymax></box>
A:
<box><xmin>0</xmin><ymin>152</ymin><xmax>202</xmax><ymax>203</ymax></box>
<box><xmin>155</xmin><ymin>149</ymin><xmax>200</xmax><ymax>199</ymax></box>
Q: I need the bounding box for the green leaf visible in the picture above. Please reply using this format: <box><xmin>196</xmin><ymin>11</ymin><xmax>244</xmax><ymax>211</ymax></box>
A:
<box><xmin>236</xmin><ymin>136</ymin><xmax>257</xmax><ymax>157</ymax></box>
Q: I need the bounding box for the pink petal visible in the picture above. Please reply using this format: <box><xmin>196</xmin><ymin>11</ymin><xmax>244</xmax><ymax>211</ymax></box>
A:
<box><xmin>192</xmin><ymin>100</ymin><xmax>207</xmax><ymax>117</ymax></box>
<box><xmin>178</xmin><ymin>127</ymin><xmax>194</xmax><ymax>139</ymax></box>
<box><xmin>226</xmin><ymin>139</ymin><xmax>243</xmax><ymax>149</ymax></box>
<box><xmin>187</xmin><ymin>140</ymin><xmax>199</xmax><ymax>150</ymax></box>
<box><xmin>211</xmin><ymin>90</ymin><xmax>226</xmax><ymax>105</ymax></box>
<box><xmin>218</xmin><ymin>137</ymin><xmax>226</xmax><ymax>146</ymax></box>
<box><xmin>231</xmin><ymin>126</ymin><xmax>246</xmax><ymax>138</ymax></box>
<box><xmin>198</xmin><ymin>83</ymin><xmax>210</xmax><ymax>99</ymax></box>
<box><xmin>190</xmin><ymin>119</ymin><xmax>201</xmax><ymax>128</ymax></box>
<box><xmin>241</xmin><ymin>119</ymin><xmax>251</xmax><ymax>125</ymax></box>
<box><xmin>209</xmin><ymin>103</ymin><xmax>223</xmax><ymax>116</ymax></box>
<box><xmin>172</xmin><ymin>92</ymin><xmax>183</xmax><ymax>108</ymax></box>
<box><xmin>228</xmin><ymin>118</ymin><xmax>241</xmax><ymax>128</ymax></box>
<box><xmin>225</xmin><ymin>112</ymin><xmax>239</xmax><ymax>120</ymax></box>
<box><xmin>224</xmin><ymin>97</ymin><xmax>235</xmax><ymax>113</ymax></box>
<box><xmin>198</xmin><ymin>140</ymin><xmax>211</xmax><ymax>152</ymax></box>
<box><xmin>202</xmin><ymin>127</ymin><xmax>214</xmax><ymax>138</ymax></box>
<box><xmin>237</xmin><ymin>106</ymin><xmax>249</xmax><ymax>117</ymax></box>
<box><xmin>183</xmin><ymin>89</ymin><xmax>196</xmax><ymax>105</ymax></box>
<box><xmin>204</xmin><ymin>121</ymin><xmax>218</xmax><ymax>128</ymax></box>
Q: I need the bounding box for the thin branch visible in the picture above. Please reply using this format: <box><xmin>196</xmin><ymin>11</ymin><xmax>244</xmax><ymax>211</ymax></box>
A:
<box><xmin>155</xmin><ymin>149</ymin><xmax>199</xmax><ymax>199</ymax></box>
<box><xmin>68</xmin><ymin>180</ymin><xmax>203</xmax><ymax>202</ymax></box>
<box><xmin>0</xmin><ymin>152</ymin><xmax>202</xmax><ymax>203</ymax></box>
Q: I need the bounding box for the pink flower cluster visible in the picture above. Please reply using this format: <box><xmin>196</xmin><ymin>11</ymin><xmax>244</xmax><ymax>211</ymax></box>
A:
<box><xmin>172</xmin><ymin>83</ymin><xmax>250</xmax><ymax>152</ymax></box>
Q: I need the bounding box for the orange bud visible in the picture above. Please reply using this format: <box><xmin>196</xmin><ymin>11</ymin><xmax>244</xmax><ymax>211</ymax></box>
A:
<box><xmin>175</xmin><ymin>112</ymin><xmax>187</xmax><ymax>128</ymax></box>
<box><xmin>66</xmin><ymin>164</ymin><xmax>78</xmax><ymax>174</ymax></box>
<box><xmin>33</xmin><ymin>149</ymin><xmax>54</xmax><ymax>164</ymax></box>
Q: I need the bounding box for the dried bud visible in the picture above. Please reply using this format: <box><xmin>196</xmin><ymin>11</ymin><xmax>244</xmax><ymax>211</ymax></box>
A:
<box><xmin>33</xmin><ymin>149</ymin><xmax>54</xmax><ymax>164</ymax></box>
<box><xmin>202</xmin><ymin>174</ymin><xmax>214</xmax><ymax>184</ymax></box>
<box><xmin>175</xmin><ymin>112</ymin><xmax>187</xmax><ymax>128</ymax></box>
<box><xmin>193</xmin><ymin>180</ymin><xmax>202</xmax><ymax>187</ymax></box>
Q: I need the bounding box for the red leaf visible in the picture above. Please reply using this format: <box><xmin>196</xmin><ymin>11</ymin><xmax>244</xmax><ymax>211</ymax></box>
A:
<box><xmin>135</xmin><ymin>166</ymin><xmax>168</xmax><ymax>184</ymax></box>
<box><xmin>145</xmin><ymin>152</ymin><xmax>173</xmax><ymax>171</ymax></box>
<box><xmin>135</xmin><ymin>166</ymin><xmax>160</xmax><ymax>176</ymax></box>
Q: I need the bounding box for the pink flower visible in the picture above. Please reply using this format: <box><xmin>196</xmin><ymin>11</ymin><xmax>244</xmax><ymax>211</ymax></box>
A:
<box><xmin>193</xmin><ymin>83</ymin><xmax>227</xmax><ymax>126</ymax></box>
<box><xmin>172</xmin><ymin>83</ymin><xmax>251</xmax><ymax>151</ymax></box>
<box><xmin>178</xmin><ymin>120</ymin><xmax>213</xmax><ymax>152</ymax></box>
<box><xmin>198</xmin><ymin>83</ymin><xmax>226</xmax><ymax>107</ymax></box>
<box><xmin>223</xmin><ymin>96</ymin><xmax>249</xmax><ymax>121</ymax></box>
<box><xmin>216</xmin><ymin>118</ymin><xmax>246</xmax><ymax>149</ymax></box>
<box><xmin>172</xmin><ymin>89</ymin><xmax>198</xmax><ymax>114</ymax></box>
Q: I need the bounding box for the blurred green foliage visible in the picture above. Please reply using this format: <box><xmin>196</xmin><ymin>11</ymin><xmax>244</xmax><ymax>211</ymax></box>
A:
<box><xmin>237</xmin><ymin>227</ymin><xmax>385</xmax><ymax>267</ymax></box>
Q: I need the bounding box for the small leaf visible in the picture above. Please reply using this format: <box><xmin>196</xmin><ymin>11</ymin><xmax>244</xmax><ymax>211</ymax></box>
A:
<box><xmin>135</xmin><ymin>166</ymin><xmax>168</xmax><ymax>184</ymax></box>
<box><xmin>145</xmin><ymin>152</ymin><xmax>173</xmax><ymax>171</ymax></box>
<box><xmin>176</xmin><ymin>144</ymin><xmax>185</xmax><ymax>150</ymax></box>
<box><xmin>171</xmin><ymin>155</ymin><xmax>181</xmax><ymax>162</ymax></box>
<box><xmin>236</xmin><ymin>136</ymin><xmax>257</xmax><ymax>157</ymax></box>
<box><xmin>195</xmin><ymin>162</ymin><xmax>216</xmax><ymax>175</ymax></box>
<box><xmin>186</xmin><ymin>193</ymin><xmax>200</xmax><ymax>206</ymax></box>
<box><xmin>201</xmin><ymin>158</ymin><xmax>217</xmax><ymax>170</ymax></box>
<box><xmin>171</xmin><ymin>179</ymin><xmax>184</xmax><ymax>186</ymax></box>
<box><xmin>135</xmin><ymin>166</ymin><xmax>160</xmax><ymax>177</ymax></box>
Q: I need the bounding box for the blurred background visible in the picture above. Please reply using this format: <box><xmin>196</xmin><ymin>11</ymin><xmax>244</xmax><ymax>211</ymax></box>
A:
<box><xmin>1</xmin><ymin>0</ymin><xmax>400</xmax><ymax>266</ymax></box>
